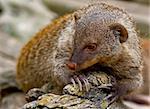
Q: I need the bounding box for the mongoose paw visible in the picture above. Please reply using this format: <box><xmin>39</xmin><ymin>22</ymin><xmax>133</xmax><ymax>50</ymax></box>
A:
<box><xmin>70</xmin><ymin>75</ymin><xmax>91</xmax><ymax>92</ymax></box>
<box><xmin>25</xmin><ymin>88</ymin><xmax>46</xmax><ymax>102</ymax></box>
<box><xmin>103</xmin><ymin>84</ymin><xmax>121</xmax><ymax>106</ymax></box>
<box><xmin>103</xmin><ymin>92</ymin><xmax>118</xmax><ymax>107</ymax></box>
<box><xmin>98</xmin><ymin>84</ymin><xmax>113</xmax><ymax>90</ymax></box>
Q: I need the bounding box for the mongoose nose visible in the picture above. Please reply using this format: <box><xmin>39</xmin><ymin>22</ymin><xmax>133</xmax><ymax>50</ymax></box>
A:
<box><xmin>66</xmin><ymin>61</ymin><xmax>77</xmax><ymax>70</ymax></box>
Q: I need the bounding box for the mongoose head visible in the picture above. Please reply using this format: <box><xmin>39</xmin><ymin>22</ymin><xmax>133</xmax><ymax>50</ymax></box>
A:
<box><xmin>66</xmin><ymin>3</ymin><xmax>130</xmax><ymax>71</ymax></box>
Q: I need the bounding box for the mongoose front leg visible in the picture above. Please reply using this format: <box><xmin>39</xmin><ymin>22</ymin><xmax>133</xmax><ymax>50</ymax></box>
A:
<box><xmin>104</xmin><ymin>68</ymin><xmax>143</xmax><ymax>105</ymax></box>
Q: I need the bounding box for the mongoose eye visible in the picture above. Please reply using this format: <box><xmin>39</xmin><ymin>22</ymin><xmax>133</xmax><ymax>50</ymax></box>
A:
<box><xmin>109</xmin><ymin>23</ymin><xmax>128</xmax><ymax>43</ymax></box>
<box><xmin>84</xmin><ymin>43</ymin><xmax>97</xmax><ymax>51</ymax></box>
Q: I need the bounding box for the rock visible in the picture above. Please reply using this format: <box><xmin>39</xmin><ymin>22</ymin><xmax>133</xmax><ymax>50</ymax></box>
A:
<box><xmin>23</xmin><ymin>94</ymin><xmax>97</xmax><ymax>109</ymax></box>
<box><xmin>0</xmin><ymin>31</ymin><xmax>22</xmax><ymax>59</ymax></box>
<box><xmin>0</xmin><ymin>92</ymin><xmax>26</xmax><ymax>109</ymax></box>
<box><xmin>22</xmin><ymin>72</ymin><xmax>125</xmax><ymax>109</ymax></box>
<box><xmin>0</xmin><ymin>31</ymin><xmax>21</xmax><ymax>93</ymax></box>
<box><xmin>0</xmin><ymin>0</ymin><xmax>57</xmax><ymax>41</ymax></box>
<box><xmin>0</xmin><ymin>31</ymin><xmax>26</xmax><ymax>109</ymax></box>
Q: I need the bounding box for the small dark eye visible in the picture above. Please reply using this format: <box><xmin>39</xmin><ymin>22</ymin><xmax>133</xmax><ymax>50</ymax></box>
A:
<box><xmin>84</xmin><ymin>43</ymin><xmax>97</xmax><ymax>51</ymax></box>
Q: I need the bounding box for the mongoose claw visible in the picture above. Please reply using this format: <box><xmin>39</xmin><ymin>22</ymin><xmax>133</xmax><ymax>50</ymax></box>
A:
<box><xmin>100</xmin><ymin>84</ymin><xmax>118</xmax><ymax>106</ymax></box>
<box><xmin>98</xmin><ymin>84</ymin><xmax>113</xmax><ymax>90</ymax></box>
<box><xmin>103</xmin><ymin>93</ymin><xmax>118</xmax><ymax>107</ymax></box>
<box><xmin>70</xmin><ymin>75</ymin><xmax>91</xmax><ymax>92</ymax></box>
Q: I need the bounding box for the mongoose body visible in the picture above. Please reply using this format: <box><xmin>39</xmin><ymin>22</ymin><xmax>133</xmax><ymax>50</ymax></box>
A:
<box><xmin>16</xmin><ymin>3</ymin><xmax>143</xmax><ymax>101</ymax></box>
<box><xmin>17</xmin><ymin>14</ymin><xmax>74</xmax><ymax>93</ymax></box>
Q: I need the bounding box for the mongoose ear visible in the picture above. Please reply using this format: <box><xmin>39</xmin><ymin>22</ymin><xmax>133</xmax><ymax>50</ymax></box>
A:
<box><xmin>109</xmin><ymin>23</ymin><xmax>128</xmax><ymax>43</ymax></box>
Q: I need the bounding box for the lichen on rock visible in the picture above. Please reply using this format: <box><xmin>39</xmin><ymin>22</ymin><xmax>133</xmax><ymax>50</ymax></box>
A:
<box><xmin>22</xmin><ymin>71</ymin><xmax>117</xmax><ymax>109</ymax></box>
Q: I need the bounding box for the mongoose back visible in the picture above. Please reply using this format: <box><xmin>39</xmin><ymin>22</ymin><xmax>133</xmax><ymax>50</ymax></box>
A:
<box><xmin>16</xmin><ymin>3</ymin><xmax>143</xmax><ymax>101</ymax></box>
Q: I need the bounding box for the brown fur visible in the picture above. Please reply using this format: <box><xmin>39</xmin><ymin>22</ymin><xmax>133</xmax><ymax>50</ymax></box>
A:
<box><xmin>16</xmin><ymin>3</ymin><xmax>143</xmax><ymax>100</ymax></box>
<box><xmin>16</xmin><ymin>14</ymin><xmax>74</xmax><ymax>93</ymax></box>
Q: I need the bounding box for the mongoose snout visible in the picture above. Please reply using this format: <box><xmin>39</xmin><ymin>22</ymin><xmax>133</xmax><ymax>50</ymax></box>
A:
<box><xmin>66</xmin><ymin>61</ymin><xmax>77</xmax><ymax>71</ymax></box>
